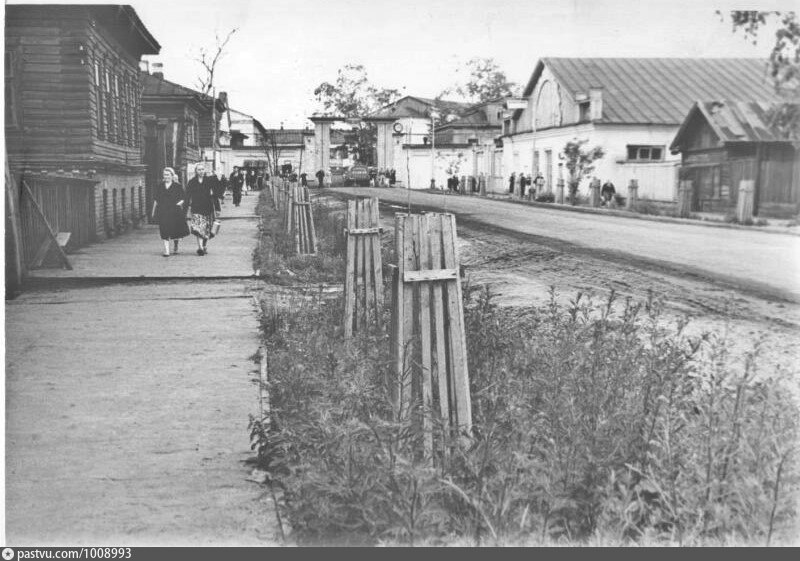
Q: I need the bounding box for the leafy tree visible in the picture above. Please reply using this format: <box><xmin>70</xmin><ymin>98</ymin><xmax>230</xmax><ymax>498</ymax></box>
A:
<box><xmin>562</xmin><ymin>139</ymin><xmax>605</xmax><ymax>205</ymax></box>
<box><xmin>313</xmin><ymin>64</ymin><xmax>401</xmax><ymax>165</ymax></box>
<box><xmin>439</xmin><ymin>57</ymin><xmax>518</xmax><ymax>104</ymax></box>
<box><xmin>720</xmin><ymin>10</ymin><xmax>799</xmax><ymax>139</ymax></box>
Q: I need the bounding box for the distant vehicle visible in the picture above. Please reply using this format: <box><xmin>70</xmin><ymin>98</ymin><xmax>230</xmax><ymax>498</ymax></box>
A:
<box><xmin>345</xmin><ymin>165</ymin><xmax>370</xmax><ymax>187</ymax></box>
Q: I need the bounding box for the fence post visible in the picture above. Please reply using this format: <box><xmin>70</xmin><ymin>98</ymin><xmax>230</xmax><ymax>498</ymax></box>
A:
<box><xmin>479</xmin><ymin>175</ymin><xmax>486</xmax><ymax>197</ymax></box>
<box><xmin>737</xmin><ymin>179</ymin><xmax>755</xmax><ymax>223</ymax></box>
<box><xmin>627</xmin><ymin>179</ymin><xmax>639</xmax><ymax>210</ymax></box>
<box><xmin>556</xmin><ymin>178</ymin><xmax>565</xmax><ymax>204</ymax></box>
<box><xmin>589</xmin><ymin>178</ymin><xmax>601</xmax><ymax>207</ymax></box>
<box><xmin>677</xmin><ymin>180</ymin><xmax>693</xmax><ymax>218</ymax></box>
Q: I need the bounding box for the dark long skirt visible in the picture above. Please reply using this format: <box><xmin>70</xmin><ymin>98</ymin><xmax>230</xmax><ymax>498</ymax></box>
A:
<box><xmin>156</xmin><ymin>205</ymin><xmax>189</xmax><ymax>240</ymax></box>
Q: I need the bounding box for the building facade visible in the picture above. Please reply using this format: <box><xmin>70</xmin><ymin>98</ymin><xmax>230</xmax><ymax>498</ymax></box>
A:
<box><xmin>503</xmin><ymin>58</ymin><xmax>779</xmax><ymax>201</ymax></box>
<box><xmin>670</xmin><ymin>100</ymin><xmax>800</xmax><ymax>217</ymax></box>
<box><xmin>5</xmin><ymin>4</ymin><xmax>160</xmax><ymax>241</ymax></box>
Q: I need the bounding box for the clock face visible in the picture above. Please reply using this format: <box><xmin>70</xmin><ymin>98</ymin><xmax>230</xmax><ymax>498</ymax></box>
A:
<box><xmin>392</xmin><ymin>122</ymin><xmax>404</xmax><ymax>133</ymax></box>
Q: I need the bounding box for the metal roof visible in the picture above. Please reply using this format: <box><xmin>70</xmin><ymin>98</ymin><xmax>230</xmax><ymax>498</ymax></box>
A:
<box><xmin>367</xmin><ymin>96</ymin><xmax>472</xmax><ymax>120</ymax></box>
<box><xmin>670</xmin><ymin>100</ymin><xmax>795</xmax><ymax>152</ymax></box>
<box><xmin>524</xmin><ymin>58</ymin><xmax>780</xmax><ymax>125</ymax></box>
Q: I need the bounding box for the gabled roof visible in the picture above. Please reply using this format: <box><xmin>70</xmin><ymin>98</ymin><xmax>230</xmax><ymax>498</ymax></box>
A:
<box><xmin>366</xmin><ymin>95</ymin><xmax>472</xmax><ymax>120</ymax></box>
<box><xmin>670</xmin><ymin>100</ymin><xmax>796</xmax><ymax>152</ymax></box>
<box><xmin>522</xmin><ymin>58</ymin><xmax>779</xmax><ymax>125</ymax></box>
<box><xmin>141</xmin><ymin>73</ymin><xmax>224</xmax><ymax>112</ymax></box>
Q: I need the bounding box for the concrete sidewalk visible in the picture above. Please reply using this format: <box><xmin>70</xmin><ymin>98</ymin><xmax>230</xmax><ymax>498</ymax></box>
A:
<box><xmin>5</xmin><ymin>190</ymin><xmax>281</xmax><ymax>545</ymax></box>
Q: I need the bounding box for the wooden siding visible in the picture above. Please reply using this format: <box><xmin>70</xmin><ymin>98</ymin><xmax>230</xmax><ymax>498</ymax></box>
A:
<box><xmin>5</xmin><ymin>6</ymin><xmax>145</xmax><ymax>170</ymax></box>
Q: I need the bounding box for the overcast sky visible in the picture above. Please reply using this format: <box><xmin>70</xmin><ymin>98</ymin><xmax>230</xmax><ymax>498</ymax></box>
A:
<box><xmin>5</xmin><ymin>0</ymin><xmax>795</xmax><ymax>127</ymax></box>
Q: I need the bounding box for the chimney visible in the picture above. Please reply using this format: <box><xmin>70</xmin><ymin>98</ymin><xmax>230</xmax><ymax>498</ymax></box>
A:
<box><xmin>151</xmin><ymin>61</ymin><xmax>164</xmax><ymax>80</ymax></box>
<box><xmin>589</xmin><ymin>88</ymin><xmax>603</xmax><ymax>121</ymax></box>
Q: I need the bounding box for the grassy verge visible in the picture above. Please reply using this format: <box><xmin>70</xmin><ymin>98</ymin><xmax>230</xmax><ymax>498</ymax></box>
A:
<box><xmin>250</xmin><ymin>192</ymin><xmax>799</xmax><ymax>546</ymax></box>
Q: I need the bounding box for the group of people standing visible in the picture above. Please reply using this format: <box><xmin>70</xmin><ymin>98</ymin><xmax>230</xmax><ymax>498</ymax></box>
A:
<box><xmin>151</xmin><ymin>163</ymin><xmax>225</xmax><ymax>257</ymax></box>
<box><xmin>508</xmin><ymin>172</ymin><xmax>546</xmax><ymax>198</ymax></box>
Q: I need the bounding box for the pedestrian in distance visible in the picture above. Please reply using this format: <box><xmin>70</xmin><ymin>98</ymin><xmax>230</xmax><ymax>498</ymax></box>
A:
<box><xmin>601</xmin><ymin>180</ymin><xmax>616</xmax><ymax>206</ymax></box>
<box><xmin>300</xmin><ymin>172</ymin><xmax>308</xmax><ymax>187</ymax></box>
<box><xmin>509</xmin><ymin>172</ymin><xmax>516</xmax><ymax>194</ymax></box>
<box><xmin>151</xmin><ymin>167</ymin><xmax>189</xmax><ymax>257</ymax></box>
<box><xmin>534</xmin><ymin>172</ymin><xmax>545</xmax><ymax>196</ymax></box>
<box><xmin>316</xmin><ymin>169</ymin><xmax>325</xmax><ymax>188</ymax></box>
<box><xmin>186</xmin><ymin>162</ymin><xmax>218</xmax><ymax>256</ymax></box>
<box><xmin>520</xmin><ymin>173</ymin><xmax>527</xmax><ymax>198</ymax></box>
<box><xmin>230</xmin><ymin>167</ymin><xmax>244</xmax><ymax>207</ymax></box>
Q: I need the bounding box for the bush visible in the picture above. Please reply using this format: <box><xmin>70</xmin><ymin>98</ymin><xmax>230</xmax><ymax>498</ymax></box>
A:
<box><xmin>535</xmin><ymin>193</ymin><xmax>555</xmax><ymax>203</ymax></box>
<box><xmin>253</xmin><ymin>282</ymin><xmax>799</xmax><ymax>545</ymax></box>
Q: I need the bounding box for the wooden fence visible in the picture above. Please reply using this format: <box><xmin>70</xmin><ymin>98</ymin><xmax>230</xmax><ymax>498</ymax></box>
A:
<box><xmin>17</xmin><ymin>174</ymin><xmax>96</xmax><ymax>268</ymax></box>
<box><xmin>283</xmin><ymin>183</ymin><xmax>317</xmax><ymax>255</ymax></box>
<box><xmin>391</xmin><ymin>212</ymin><xmax>472</xmax><ymax>457</ymax></box>
<box><xmin>343</xmin><ymin>197</ymin><xmax>384</xmax><ymax>338</ymax></box>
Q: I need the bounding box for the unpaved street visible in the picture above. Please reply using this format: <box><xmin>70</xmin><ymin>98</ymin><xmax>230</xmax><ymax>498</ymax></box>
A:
<box><xmin>327</xmin><ymin>189</ymin><xmax>800</xmax><ymax>383</ymax></box>
<box><xmin>336</xmin><ymin>187</ymin><xmax>800</xmax><ymax>303</ymax></box>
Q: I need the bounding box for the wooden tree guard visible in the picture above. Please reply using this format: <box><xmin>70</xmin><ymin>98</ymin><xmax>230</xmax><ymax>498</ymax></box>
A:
<box><xmin>257</xmin><ymin>346</ymin><xmax>271</xmax><ymax>428</ymax></box>
<box><xmin>284</xmin><ymin>184</ymin><xmax>317</xmax><ymax>255</ymax></box>
<box><xmin>343</xmin><ymin>197</ymin><xmax>384</xmax><ymax>338</ymax></box>
<box><xmin>391</xmin><ymin>212</ymin><xmax>471</xmax><ymax>458</ymax></box>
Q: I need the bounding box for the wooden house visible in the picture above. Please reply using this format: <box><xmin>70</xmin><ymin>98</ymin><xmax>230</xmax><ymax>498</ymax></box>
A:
<box><xmin>669</xmin><ymin>101</ymin><xmax>800</xmax><ymax>217</ymax></box>
<box><xmin>5</xmin><ymin>4</ymin><xmax>160</xmax><ymax>250</ymax></box>
<box><xmin>140</xmin><ymin>69</ymin><xmax>226</xmax><ymax>211</ymax></box>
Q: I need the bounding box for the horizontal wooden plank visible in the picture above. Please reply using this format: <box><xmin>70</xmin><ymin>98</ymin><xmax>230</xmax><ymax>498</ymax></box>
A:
<box><xmin>346</xmin><ymin>227</ymin><xmax>383</xmax><ymax>235</ymax></box>
<box><xmin>403</xmin><ymin>269</ymin><xmax>458</xmax><ymax>283</ymax></box>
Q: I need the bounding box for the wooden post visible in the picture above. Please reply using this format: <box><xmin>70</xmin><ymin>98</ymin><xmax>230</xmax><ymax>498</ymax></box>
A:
<box><xmin>5</xmin><ymin>160</ymin><xmax>25</xmax><ymax>291</ymax></box>
<box><xmin>344</xmin><ymin>200</ymin><xmax>357</xmax><ymax>338</ymax></box>
<box><xmin>737</xmin><ymin>180</ymin><xmax>755</xmax><ymax>223</ymax></box>
<box><xmin>556</xmin><ymin>178</ymin><xmax>565</xmax><ymax>204</ymax></box>
<box><xmin>677</xmin><ymin>180</ymin><xmax>693</xmax><ymax>218</ymax></box>
<box><xmin>627</xmin><ymin>179</ymin><xmax>639</xmax><ymax>210</ymax></box>
<box><xmin>589</xmin><ymin>178</ymin><xmax>601</xmax><ymax>207</ymax></box>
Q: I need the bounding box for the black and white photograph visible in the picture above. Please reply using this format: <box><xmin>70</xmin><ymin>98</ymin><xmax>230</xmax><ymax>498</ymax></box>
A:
<box><xmin>2</xmin><ymin>0</ymin><xmax>799</xmax><ymax>549</ymax></box>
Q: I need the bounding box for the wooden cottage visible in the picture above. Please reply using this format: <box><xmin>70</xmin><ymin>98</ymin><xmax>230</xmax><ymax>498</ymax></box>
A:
<box><xmin>140</xmin><ymin>70</ymin><xmax>226</xmax><ymax>211</ymax></box>
<box><xmin>670</xmin><ymin>100</ymin><xmax>800</xmax><ymax>217</ymax></box>
<box><xmin>5</xmin><ymin>3</ymin><xmax>160</xmax><ymax>266</ymax></box>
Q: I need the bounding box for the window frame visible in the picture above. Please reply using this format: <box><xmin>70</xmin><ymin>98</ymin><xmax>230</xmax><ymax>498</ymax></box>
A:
<box><xmin>626</xmin><ymin>144</ymin><xmax>665</xmax><ymax>162</ymax></box>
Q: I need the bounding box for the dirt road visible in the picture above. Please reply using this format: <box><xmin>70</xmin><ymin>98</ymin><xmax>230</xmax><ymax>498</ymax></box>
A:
<box><xmin>334</xmin><ymin>187</ymin><xmax>800</xmax><ymax>303</ymax></box>
<box><xmin>5</xmin><ymin>193</ymin><xmax>281</xmax><ymax>545</ymax></box>
<box><xmin>325</xmin><ymin>189</ymin><xmax>800</xmax><ymax>386</ymax></box>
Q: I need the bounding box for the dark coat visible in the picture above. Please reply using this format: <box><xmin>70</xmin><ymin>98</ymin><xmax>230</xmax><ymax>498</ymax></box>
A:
<box><xmin>186</xmin><ymin>176</ymin><xmax>217</xmax><ymax>216</ymax></box>
<box><xmin>154</xmin><ymin>182</ymin><xmax>189</xmax><ymax>240</ymax></box>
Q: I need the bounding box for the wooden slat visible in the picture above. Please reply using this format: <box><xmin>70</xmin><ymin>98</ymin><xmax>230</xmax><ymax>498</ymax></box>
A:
<box><xmin>404</xmin><ymin>214</ymin><xmax>419</xmax><ymax>424</ymax></box>
<box><xmin>354</xmin><ymin>200</ymin><xmax>364</xmax><ymax>331</ymax></box>
<box><xmin>418</xmin><ymin>214</ymin><xmax>433</xmax><ymax>458</ymax></box>
<box><xmin>403</xmin><ymin>269</ymin><xmax>458</xmax><ymax>282</ymax></box>
<box><xmin>348</xmin><ymin>227</ymin><xmax>382</xmax><ymax>235</ymax></box>
<box><xmin>363</xmin><ymin>199</ymin><xmax>375</xmax><ymax>328</ymax></box>
<box><xmin>442</xmin><ymin>214</ymin><xmax>471</xmax><ymax>435</ymax></box>
<box><xmin>370</xmin><ymin>198</ymin><xmax>384</xmax><ymax>330</ymax></box>
<box><xmin>259</xmin><ymin>347</ymin><xmax>270</xmax><ymax>427</ymax></box>
<box><xmin>292</xmin><ymin>188</ymin><xmax>301</xmax><ymax>254</ymax></box>
<box><xmin>429</xmin><ymin>214</ymin><xmax>451</xmax><ymax>431</ymax></box>
<box><xmin>344</xmin><ymin>200</ymin><xmax>357</xmax><ymax>338</ymax></box>
<box><xmin>306</xmin><ymin>187</ymin><xmax>318</xmax><ymax>253</ymax></box>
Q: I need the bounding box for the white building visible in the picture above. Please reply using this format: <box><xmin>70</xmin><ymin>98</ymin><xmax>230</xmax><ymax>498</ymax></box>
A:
<box><xmin>502</xmin><ymin>58</ymin><xmax>779</xmax><ymax>201</ymax></box>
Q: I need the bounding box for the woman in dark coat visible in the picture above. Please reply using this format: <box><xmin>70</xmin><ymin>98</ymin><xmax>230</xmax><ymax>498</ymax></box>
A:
<box><xmin>151</xmin><ymin>167</ymin><xmax>189</xmax><ymax>257</ymax></box>
<box><xmin>186</xmin><ymin>162</ymin><xmax>217</xmax><ymax>256</ymax></box>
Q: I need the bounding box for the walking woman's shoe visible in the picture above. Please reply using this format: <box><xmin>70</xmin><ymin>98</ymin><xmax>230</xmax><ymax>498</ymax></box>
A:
<box><xmin>162</xmin><ymin>252</ymin><xmax>170</xmax><ymax>257</ymax></box>
<box><xmin>173</xmin><ymin>241</ymin><xmax>179</xmax><ymax>254</ymax></box>
<box><xmin>196</xmin><ymin>248</ymin><xmax>205</xmax><ymax>256</ymax></box>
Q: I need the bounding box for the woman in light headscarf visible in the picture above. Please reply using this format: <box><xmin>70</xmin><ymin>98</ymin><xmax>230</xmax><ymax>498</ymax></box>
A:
<box><xmin>151</xmin><ymin>167</ymin><xmax>189</xmax><ymax>257</ymax></box>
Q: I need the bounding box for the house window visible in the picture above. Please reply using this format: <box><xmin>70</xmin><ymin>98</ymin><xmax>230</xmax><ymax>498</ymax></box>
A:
<box><xmin>94</xmin><ymin>59</ymin><xmax>104</xmax><ymax>139</ymax></box>
<box><xmin>104</xmin><ymin>66</ymin><xmax>114</xmax><ymax>141</ymax></box>
<box><xmin>578</xmin><ymin>102</ymin><xmax>591</xmax><ymax>123</ymax></box>
<box><xmin>5</xmin><ymin>50</ymin><xmax>21</xmax><ymax>128</ymax></box>
<box><xmin>186</xmin><ymin>117</ymin><xmax>198</xmax><ymax>147</ymax></box>
<box><xmin>627</xmin><ymin>145</ymin><xmax>664</xmax><ymax>161</ymax></box>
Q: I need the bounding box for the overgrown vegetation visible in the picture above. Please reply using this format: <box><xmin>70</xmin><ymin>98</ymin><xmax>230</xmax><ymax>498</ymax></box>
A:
<box><xmin>250</xmin><ymin>192</ymin><xmax>799</xmax><ymax>546</ymax></box>
<box><xmin>252</xmin><ymin>190</ymin><xmax>344</xmax><ymax>285</ymax></box>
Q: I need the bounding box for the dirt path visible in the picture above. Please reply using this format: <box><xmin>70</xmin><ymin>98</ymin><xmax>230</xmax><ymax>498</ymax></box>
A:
<box><xmin>323</xmin><ymin>191</ymin><xmax>799</xmax><ymax>387</ymax></box>
<box><xmin>4</xmin><ymin>192</ymin><xmax>281</xmax><ymax>545</ymax></box>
